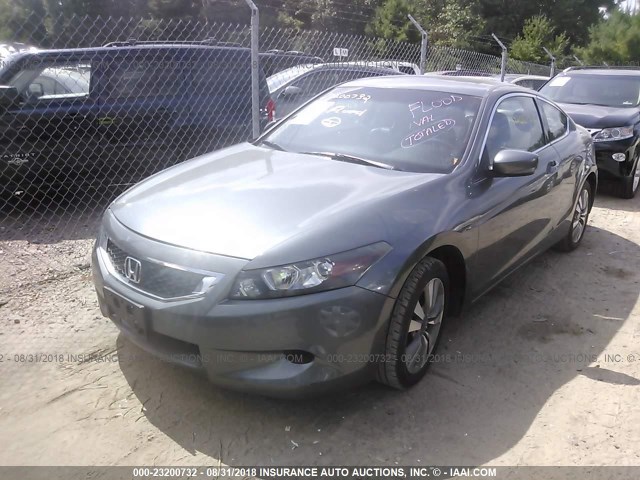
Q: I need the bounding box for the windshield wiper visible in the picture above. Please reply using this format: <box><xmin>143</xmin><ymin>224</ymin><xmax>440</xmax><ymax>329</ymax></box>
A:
<box><xmin>258</xmin><ymin>140</ymin><xmax>287</xmax><ymax>151</ymax></box>
<box><xmin>301</xmin><ymin>151</ymin><xmax>399</xmax><ymax>170</ymax></box>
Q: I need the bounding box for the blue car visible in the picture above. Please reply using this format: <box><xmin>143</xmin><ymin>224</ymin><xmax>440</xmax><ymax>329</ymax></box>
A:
<box><xmin>0</xmin><ymin>42</ymin><xmax>274</xmax><ymax>199</ymax></box>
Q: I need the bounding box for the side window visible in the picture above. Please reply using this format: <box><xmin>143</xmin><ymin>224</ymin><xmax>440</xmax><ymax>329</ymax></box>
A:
<box><xmin>514</xmin><ymin>79</ymin><xmax>534</xmax><ymax>90</ymax></box>
<box><xmin>483</xmin><ymin>96</ymin><xmax>545</xmax><ymax>163</ymax></box>
<box><xmin>399</xmin><ymin>66</ymin><xmax>416</xmax><ymax>75</ymax></box>
<box><xmin>9</xmin><ymin>61</ymin><xmax>91</xmax><ymax>101</ymax></box>
<box><xmin>28</xmin><ymin>75</ymin><xmax>58</xmax><ymax>96</ymax></box>
<box><xmin>532</xmin><ymin>79</ymin><xmax>546</xmax><ymax>91</ymax></box>
<box><xmin>540</xmin><ymin>101</ymin><xmax>568</xmax><ymax>142</ymax></box>
<box><xmin>108</xmin><ymin>57</ymin><xmax>187</xmax><ymax>100</ymax></box>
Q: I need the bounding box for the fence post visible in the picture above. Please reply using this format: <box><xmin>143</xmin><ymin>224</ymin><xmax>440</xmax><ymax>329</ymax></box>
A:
<box><xmin>407</xmin><ymin>15</ymin><xmax>427</xmax><ymax>74</ymax></box>
<box><xmin>543</xmin><ymin>47</ymin><xmax>556</xmax><ymax>77</ymax></box>
<box><xmin>491</xmin><ymin>33</ymin><xmax>507</xmax><ymax>82</ymax></box>
<box><xmin>244</xmin><ymin>0</ymin><xmax>260</xmax><ymax>139</ymax></box>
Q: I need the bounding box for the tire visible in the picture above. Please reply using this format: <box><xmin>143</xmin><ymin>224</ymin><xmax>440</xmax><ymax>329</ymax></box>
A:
<box><xmin>555</xmin><ymin>181</ymin><xmax>592</xmax><ymax>252</ymax></box>
<box><xmin>377</xmin><ymin>256</ymin><xmax>449</xmax><ymax>390</ymax></box>
<box><xmin>611</xmin><ymin>157</ymin><xmax>640</xmax><ymax>199</ymax></box>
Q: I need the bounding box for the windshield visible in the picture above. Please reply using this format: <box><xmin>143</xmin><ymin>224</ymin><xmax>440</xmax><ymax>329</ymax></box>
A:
<box><xmin>540</xmin><ymin>74</ymin><xmax>640</xmax><ymax>108</ymax></box>
<box><xmin>267</xmin><ymin>64</ymin><xmax>316</xmax><ymax>92</ymax></box>
<box><xmin>261</xmin><ymin>86</ymin><xmax>482</xmax><ymax>174</ymax></box>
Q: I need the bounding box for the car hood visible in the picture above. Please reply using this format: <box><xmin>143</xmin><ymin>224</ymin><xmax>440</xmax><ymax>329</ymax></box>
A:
<box><xmin>557</xmin><ymin>102</ymin><xmax>640</xmax><ymax>129</ymax></box>
<box><xmin>110</xmin><ymin>143</ymin><xmax>440</xmax><ymax>260</ymax></box>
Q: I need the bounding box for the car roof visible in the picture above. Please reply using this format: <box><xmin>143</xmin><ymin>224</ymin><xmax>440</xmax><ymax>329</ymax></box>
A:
<box><xmin>342</xmin><ymin>74</ymin><xmax>527</xmax><ymax>96</ymax></box>
<box><xmin>341</xmin><ymin>60</ymin><xmax>416</xmax><ymax>67</ymax></box>
<box><xmin>294</xmin><ymin>62</ymin><xmax>400</xmax><ymax>72</ymax></box>
<box><xmin>13</xmin><ymin>44</ymin><xmax>252</xmax><ymax>58</ymax></box>
<box><xmin>562</xmin><ymin>68</ymin><xmax>640</xmax><ymax>77</ymax></box>
<box><xmin>502</xmin><ymin>74</ymin><xmax>549</xmax><ymax>80</ymax></box>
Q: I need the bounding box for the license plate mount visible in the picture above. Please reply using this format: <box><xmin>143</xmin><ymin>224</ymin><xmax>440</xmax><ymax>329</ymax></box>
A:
<box><xmin>103</xmin><ymin>287</ymin><xmax>147</xmax><ymax>337</ymax></box>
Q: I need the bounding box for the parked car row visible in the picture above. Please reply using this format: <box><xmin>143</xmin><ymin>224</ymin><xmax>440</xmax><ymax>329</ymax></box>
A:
<box><xmin>0</xmin><ymin>41</ymin><xmax>421</xmax><ymax>200</ymax></box>
<box><xmin>0</xmin><ymin>41</ymin><xmax>635</xmax><ymax>397</ymax></box>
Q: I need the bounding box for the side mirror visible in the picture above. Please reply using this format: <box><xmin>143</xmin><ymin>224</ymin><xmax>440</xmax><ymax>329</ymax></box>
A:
<box><xmin>28</xmin><ymin>83</ymin><xmax>44</xmax><ymax>98</ymax></box>
<box><xmin>281</xmin><ymin>85</ymin><xmax>303</xmax><ymax>98</ymax></box>
<box><xmin>492</xmin><ymin>149</ymin><xmax>538</xmax><ymax>177</ymax></box>
<box><xmin>0</xmin><ymin>86</ymin><xmax>20</xmax><ymax>111</ymax></box>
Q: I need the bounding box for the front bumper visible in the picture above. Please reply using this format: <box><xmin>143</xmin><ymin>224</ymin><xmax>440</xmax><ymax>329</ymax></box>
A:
<box><xmin>91</xmin><ymin>220</ymin><xmax>394</xmax><ymax>398</ymax></box>
<box><xmin>594</xmin><ymin>138</ymin><xmax>638</xmax><ymax>180</ymax></box>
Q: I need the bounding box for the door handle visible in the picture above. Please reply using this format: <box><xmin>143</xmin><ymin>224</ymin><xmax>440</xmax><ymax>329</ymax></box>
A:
<box><xmin>547</xmin><ymin>160</ymin><xmax>558</xmax><ymax>174</ymax></box>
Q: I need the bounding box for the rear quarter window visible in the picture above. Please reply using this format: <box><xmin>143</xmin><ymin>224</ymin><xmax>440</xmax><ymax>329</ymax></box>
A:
<box><xmin>539</xmin><ymin>101</ymin><xmax>568</xmax><ymax>142</ymax></box>
<box><xmin>106</xmin><ymin>50</ymin><xmax>253</xmax><ymax>100</ymax></box>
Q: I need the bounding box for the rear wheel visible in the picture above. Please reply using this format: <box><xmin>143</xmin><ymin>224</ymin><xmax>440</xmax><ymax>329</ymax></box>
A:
<box><xmin>377</xmin><ymin>257</ymin><xmax>448</xmax><ymax>390</ymax></box>
<box><xmin>555</xmin><ymin>181</ymin><xmax>592</xmax><ymax>252</ymax></box>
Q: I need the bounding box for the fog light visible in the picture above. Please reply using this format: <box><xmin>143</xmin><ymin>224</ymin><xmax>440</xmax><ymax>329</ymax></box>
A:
<box><xmin>612</xmin><ymin>153</ymin><xmax>626</xmax><ymax>162</ymax></box>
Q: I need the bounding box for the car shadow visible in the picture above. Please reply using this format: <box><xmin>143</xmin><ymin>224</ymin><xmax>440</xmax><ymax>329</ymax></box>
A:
<box><xmin>117</xmin><ymin>225</ymin><xmax>639</xmax><ymax>465</ymax></box>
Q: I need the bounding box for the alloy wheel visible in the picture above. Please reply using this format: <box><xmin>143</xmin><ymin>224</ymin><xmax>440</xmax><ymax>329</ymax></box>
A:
<box><xmin>405</xmin><ymin>277</ymin><xmax>445</xmax><ymax>374</ymax></box>
<box><xmin>571</xmin><ymin>187</ymin><xmax>590</xmax><ymax>244</ymax></box>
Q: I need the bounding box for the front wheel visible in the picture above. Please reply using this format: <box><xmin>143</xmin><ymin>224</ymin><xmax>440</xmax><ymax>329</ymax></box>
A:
<box><xmin>610</xmin><ymin>155</ymin><xmax>640</xmax><ymax>199</ymax></box>
<box><xmin>377</xmin><ymin>257</ymin><xmax>449</xmax><ymax>390</ymax></box>
<box><xmin>555</xmin><ymin>181</ymin><xmax>592</xmax><ymax>252</ymax></box>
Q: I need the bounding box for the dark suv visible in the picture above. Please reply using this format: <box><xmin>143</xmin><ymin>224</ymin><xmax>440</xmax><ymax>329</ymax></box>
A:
<box><xmin>540</xmin><ymin>67</ymin><xmax>640</xmax><ymax>198</ymax></box>
<box><xmin>0</xmin><ymin>42</ymin><xmax>274</xmax><ymax>199</ymax></box>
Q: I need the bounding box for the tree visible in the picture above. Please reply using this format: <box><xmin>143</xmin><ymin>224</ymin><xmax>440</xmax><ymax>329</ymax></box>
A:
<box><xmin>423</xmin><ymin>1</ymin><xmax>486</xmax><ymax>49</ymax></box>
<box><xmin>0</xmin><ymin>0</ymin><xmax>47</xmax><ymax>46</ymax></box>
<box><xmin>367</xmin><ymin>0</ymin><xmax>420</xmax><ymax>43</ymax></box>
<box><xmin>576</xmin><ymin>10</ymin><xmax>640</xmax><ymax>65</ymax></box>
<box><xmin>148</xmin><ymin>0</ymin><xmax>199</xmax><ymax>19</ymax></box>
<box><xmin>478</xmin><ymin>0</ymin><xmax>614</xmax><ymax>49</ymax></box>
<box><xmin>510</xmin><ymin>15</ymin><xmax>569</xmax><ymax>64</ymax></box>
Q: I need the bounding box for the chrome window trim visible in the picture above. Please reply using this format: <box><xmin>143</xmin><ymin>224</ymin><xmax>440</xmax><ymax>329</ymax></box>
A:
<box><xmin>98</xmin><ymin>236</ymin><xmax>224</xmax><ymax>302</ymax></box>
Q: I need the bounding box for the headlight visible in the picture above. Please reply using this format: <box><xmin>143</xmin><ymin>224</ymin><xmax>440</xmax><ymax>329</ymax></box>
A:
<box><xmin>593</xmin><ymin>126</ymin><xmax>634</xmax><ymax>143</ymax></box>
<box><xmin>229</xmin><ymin>242</ymin><xmax>392</xmax><ymax>299</ymax></box>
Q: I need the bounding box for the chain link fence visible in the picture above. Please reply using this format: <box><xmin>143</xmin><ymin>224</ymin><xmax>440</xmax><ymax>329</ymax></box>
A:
<box><xmin>0</xmin><ymin>14</ymin><xmax>551</xmax><ymax>296</ymax></box>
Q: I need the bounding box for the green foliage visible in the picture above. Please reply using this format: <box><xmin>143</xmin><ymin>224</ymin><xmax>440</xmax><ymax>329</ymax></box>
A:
<box><xmin>0</xmin><ymin>0</ymin><xmax>47</xmax><ymax>45</ymax></box>
<box><xmin>510</xmin><ymin>15</ymin><xmax>569</xmax><ymax>64</ymax></box>
<box><xmin>0</xmin><ymin>0</ymin><xmax>620</xmax><ymax>58</ymax></box>
<box><xmin>479</xmin><ymin>0</ymin><xmax>613</xmax><ymax>49</ymax></box>
<box><xmin>148</xmin><ymin>0</ymin><xmax>199</xmax><ymax>19</ymax></box>
<box><xmin>426</xmin><ymin>2</ymin><xmax>486</xmax><ymax>49</ymax></box>
<box><xmin>367</xmin><ymin>0</ymin><xmax>486</xmax><ymax>48</ymax></box>
<box><xmin>366</xmin><ymin>0</ymin><xmax>419</xmax><ymax>43</ymax></box>
<box><xmin>576</xmin><ymin>10</ymin><xmax>640</xmax><ymax>65</ymax></box>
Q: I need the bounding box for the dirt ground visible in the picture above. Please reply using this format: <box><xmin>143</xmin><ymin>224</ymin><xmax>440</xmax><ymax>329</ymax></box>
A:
<box><xmin>0</xmin><ymin>192</ymin><xmax>639</xmax><ymax>471</ymax></box>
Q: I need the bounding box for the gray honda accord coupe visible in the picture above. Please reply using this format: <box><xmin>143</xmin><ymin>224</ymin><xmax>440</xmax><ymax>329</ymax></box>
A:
<box><xmin>92</xmin><ymin>76</ymin><xmax>597</xmax><ymax>397</ymax></box>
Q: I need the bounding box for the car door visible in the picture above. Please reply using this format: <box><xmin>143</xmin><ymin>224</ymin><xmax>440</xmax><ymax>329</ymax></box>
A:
<box><xmin>0</xmin><ymin>53</ymin><xmax>99</xmax><ymax>194</ymax></box>
<box><xmin>97</xmin><ymin>49</ymin><xmax>188</xmax><ymax>185</ymax></box>
<box><xmin>537</xmin><ymin>99</ymin><xmax>578</xmax><ymax>230</ymax></box>
<box><xmin>471</xmin><ymin>94</ymin><xmax>563</xmax><ymax>297</ymax></box>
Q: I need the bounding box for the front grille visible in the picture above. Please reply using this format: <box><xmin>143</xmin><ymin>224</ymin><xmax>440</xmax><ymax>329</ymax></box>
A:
<box><xmin>106</xmin><ymin>239</ymin><xmax>207</xmax><ymax>299</ymax></box>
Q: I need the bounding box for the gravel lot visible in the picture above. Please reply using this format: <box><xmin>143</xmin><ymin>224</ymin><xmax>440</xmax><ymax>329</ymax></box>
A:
<box><xmin>0</xmin><ymin>192</ymin><xmax>639</xmax><ymax>471</ymax></box>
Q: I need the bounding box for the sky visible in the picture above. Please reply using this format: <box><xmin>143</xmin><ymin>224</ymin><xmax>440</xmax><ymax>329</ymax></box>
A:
<box><xmin>620</xmin><ymin>0</ymin><xmax>638</xmax><ymax>13</ymax></box>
